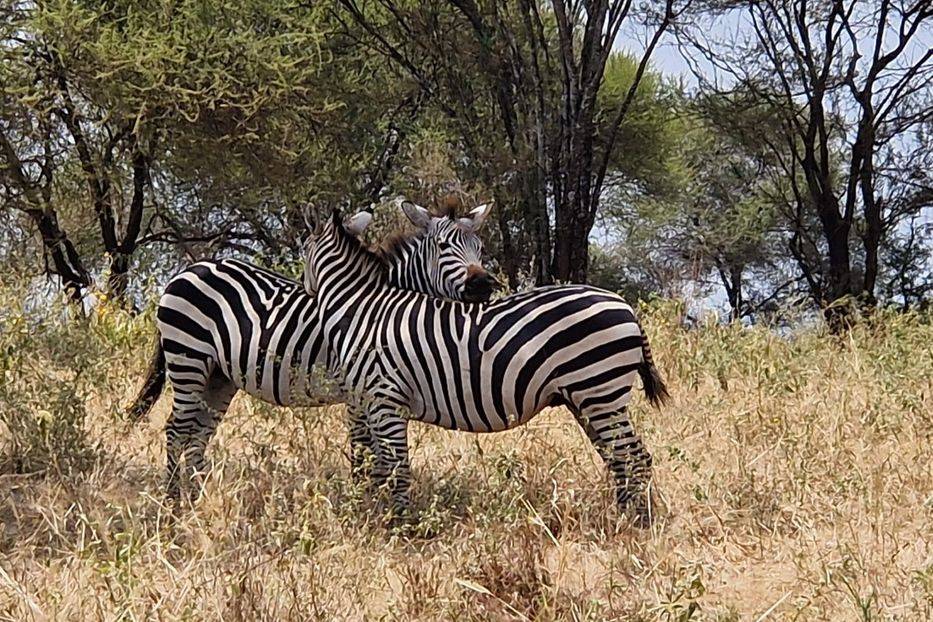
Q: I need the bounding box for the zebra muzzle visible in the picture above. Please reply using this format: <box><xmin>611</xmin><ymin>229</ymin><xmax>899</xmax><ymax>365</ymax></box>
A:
<box><xmin>463</xmin><ymin>270</ymin><xmax>498</xmax><ymax>303</ymax></box>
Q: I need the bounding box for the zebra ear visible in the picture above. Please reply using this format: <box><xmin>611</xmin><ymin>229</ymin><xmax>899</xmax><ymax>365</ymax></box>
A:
<box><xmin>459</xmin><ymin>202</ymin><xmax>492</xmax><ymax>232</ymax></box>
<box><xmin>400</xmin><ymin>200</ymin><xmax>433</xmax><ymax>229</ymax></box>
<box><xmin>343</xmin><ymin>211</ymin><xmax>373</xmax><ymax>236</ymax></box>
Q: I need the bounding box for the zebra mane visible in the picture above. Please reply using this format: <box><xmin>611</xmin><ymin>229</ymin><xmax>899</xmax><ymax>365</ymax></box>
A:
<box><xmin>378</xmin><ymin>232</ymin><xmax>424</xmax><ymax>263</ymax></box>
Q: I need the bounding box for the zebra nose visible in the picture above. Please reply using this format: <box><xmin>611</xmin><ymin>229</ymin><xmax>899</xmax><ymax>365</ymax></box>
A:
<box><xmin>463</xmin><ymin>266</ymin><xmax>497</xmax><ymax>303</ymax></box>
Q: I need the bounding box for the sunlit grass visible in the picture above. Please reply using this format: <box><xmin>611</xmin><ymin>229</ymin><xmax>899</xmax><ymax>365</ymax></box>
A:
<box><xmin>1</xmin><ymin>290</ymin><xmax>931</xmax><ymax>620</ymax></box>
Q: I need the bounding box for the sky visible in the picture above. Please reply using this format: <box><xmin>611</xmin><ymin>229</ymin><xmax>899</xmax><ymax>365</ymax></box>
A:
<box><xmin>615</xmin><ymin>5</ymin><xmax>933</xmax><ymax>90</ymax></box>
<box><xmin>611</xmin><ymin>7</ymin><xmax>746</xmax><ymax>86</ymax></box>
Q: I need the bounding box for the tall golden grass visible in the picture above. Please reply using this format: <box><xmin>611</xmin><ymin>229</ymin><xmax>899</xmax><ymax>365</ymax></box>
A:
<box><xmin>1</xmin><ymin>289</ymin><xmax>931</xmax><ymax>621</ymax></box>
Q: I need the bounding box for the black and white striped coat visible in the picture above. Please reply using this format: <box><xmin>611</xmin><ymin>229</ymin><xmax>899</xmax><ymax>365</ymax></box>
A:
<box><xmin>304</xmin><ymin>212</ymin><xmax>669</xmax><ymax>525</ymax></box>
<box><xmin>128</xmin><ymin>202</ymin><xmax>496</xmax><ymax>501</ymax></box>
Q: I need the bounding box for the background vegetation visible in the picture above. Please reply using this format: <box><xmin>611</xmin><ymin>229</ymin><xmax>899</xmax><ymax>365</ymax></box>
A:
<box><xmin>2</xmin><ymin>1</ymin><xmax>932</xmax><ymax>619</ymax></box>
<box><xmin>3</xmin><ymin>0</ymin><xmax>930</xmax><ymax>322</ymax></box>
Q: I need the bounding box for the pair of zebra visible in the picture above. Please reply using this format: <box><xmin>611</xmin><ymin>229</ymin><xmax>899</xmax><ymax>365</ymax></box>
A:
<box><xmin>130</xmin><ymin>200</ymin><xmax>668</xmax><ymax>525</ymax></box>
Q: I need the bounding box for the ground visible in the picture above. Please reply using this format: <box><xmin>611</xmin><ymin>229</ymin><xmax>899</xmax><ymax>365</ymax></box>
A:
<box><xmin>0</xmin><ymin>302</ymin><xmax>931</xmax><ymax>620</ymax></box>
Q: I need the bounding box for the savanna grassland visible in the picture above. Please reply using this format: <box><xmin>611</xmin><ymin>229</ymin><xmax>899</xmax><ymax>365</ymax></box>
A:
<box><xmin>1</xmin><ymin>288</ymin><xmax>931</xmax><ymax>621</ymax></box>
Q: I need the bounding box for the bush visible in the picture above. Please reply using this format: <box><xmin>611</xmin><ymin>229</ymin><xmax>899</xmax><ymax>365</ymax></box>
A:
<box><xmin>0</xmin><ymin>280</ymin><xmax>152</xmax><ymax>475</ymax></box>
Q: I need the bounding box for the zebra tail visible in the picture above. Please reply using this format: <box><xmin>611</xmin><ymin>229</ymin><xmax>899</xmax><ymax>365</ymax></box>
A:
<box><xmin>126</xmin><ymin>337</ymin><xmax>166</xmax><ymax>421</ymax></box>
<box><xmin>637</xmin><ymin>327</ymin><xmax>670</xmax><ymax>409</ymax></box>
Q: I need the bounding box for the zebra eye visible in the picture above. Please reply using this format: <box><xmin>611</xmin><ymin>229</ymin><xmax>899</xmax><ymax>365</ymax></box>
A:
<box><xmin>438</xmin><ymin>241</ymin><xmax>451</xmax><ymax>251</ymax></box>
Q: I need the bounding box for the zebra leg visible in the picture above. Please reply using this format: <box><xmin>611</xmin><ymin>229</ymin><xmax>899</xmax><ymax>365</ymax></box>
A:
<box><xmin>180</xmin><ymin>372</ymin><xmax>236</xmax><ymax>499</ymax></box>
<box><xmin>164</xmin><ymin>357</ymin><xmax>209</xmax><ymax>503</ymax></box>
<box><xmin>573</xmin><ymin>406</ymin><xmax>654</xmax><ymax>527</ymax></box>
<box><xmin>346</xmin><ymin>405</ymin><xmax>377</xmax><ymax>485</ymax></box>
<box><xmin>369</xmin><ymin>407</ymin><xmax>412</xmax><ymax>519</ymax></box>
<box><xmin>164</xmin><ymin>359</ymin><xmax>235</xmax><ymax>504</ymax></box>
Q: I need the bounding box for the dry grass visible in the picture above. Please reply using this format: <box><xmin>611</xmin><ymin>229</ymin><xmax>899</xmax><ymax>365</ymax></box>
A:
<box><xmin>1</xmin><ymin>296</ymin><xmax>931</xmax><ymax>621</ymax></box>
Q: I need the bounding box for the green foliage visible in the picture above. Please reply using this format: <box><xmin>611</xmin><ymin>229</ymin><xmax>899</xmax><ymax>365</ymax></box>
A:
<box><xmin>588</xmin><ymin>242</ymin><xmax>670</xmax><ymax>302</ymax></box>
<box><xmin>3</xmin><ymin>0</ymin><xmax>929</xmax><ymax>315</ymax></box>
<box><xmin>0</xmin><ymin>293</ymin><xmax>93</xmax><ymax>473</ymax></box>
<box><xmin>598</xmin><ymin>53</ymin><xmax>688</xmax><ymax>199</ymax></box>
<box><xmin>595</xmin><ymin>92</ymin><xmax>796</xmax><ymax>317</ymax></box>
<box><xmin>1</xmin><ymin>0</ymin><xmax>410</xmax><ymax>288</ymax></box>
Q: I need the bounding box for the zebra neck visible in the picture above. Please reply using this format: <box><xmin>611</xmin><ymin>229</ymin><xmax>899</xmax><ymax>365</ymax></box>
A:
<box><xmin>385</xmin><ymin>237</ymin><xmax>434</xmax><ymax>295</ymax></box>
<box><xmin>317</xmin><ymin>253</ymin><xmax>386</xmax><ymax>307</ymax></box>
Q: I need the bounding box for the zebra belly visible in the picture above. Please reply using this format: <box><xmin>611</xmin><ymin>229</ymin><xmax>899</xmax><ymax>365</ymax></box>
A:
<box><xmin>410</xmin><ymin>400</ymin><xmax>533</xmax><ymax>433</ymax></box>
<box><xmin>246</xmin><ymin>349</ymin><xmax>341</xmax><ymax>408</ymax></box>
<box><xmin>403</xmin><ymin>376</ymin><xmax>535</xmax><ymax>432</ymax></box>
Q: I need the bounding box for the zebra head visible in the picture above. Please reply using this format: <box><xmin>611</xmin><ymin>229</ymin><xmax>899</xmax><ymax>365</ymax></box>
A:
<box><xmin>325</xmin><ymin>200</ymin><xmax>497</xmax><ymax>303</ymax></box>
<box><xmin>396</xmin><ymin>200</ymin><xmax>497</xmax><ymax>303</ymax></box>
<box><xmin>303</xmin><ymin>205</ymin><xmax>497</xmax><ymax>304</ymax></box>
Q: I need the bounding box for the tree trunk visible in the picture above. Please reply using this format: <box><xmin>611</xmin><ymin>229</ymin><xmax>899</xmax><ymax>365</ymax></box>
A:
<box><xmin>820</xmin><ymin>207</ymin><xmax>855</xmax><ymax>330</ymax></box>
<box><xmin>0</xmin><ymin>126</ymin><xmax>91</xmax><ymax>302</ymax></box>
<box><xmin>104</xmin><ymin>147</ymin><xmax>147</xmax><ymax>309</ymax></box>
<box><xmin>107</xmin><ymin>252</ymin><xmax>131</xmax><ymax>305</ymax></box>
<box><xmin>861</xmin><ymin>225</ymin><xmax>881</xmax><ymax>308</ymax></box>
<box><xmin>717</xmin><ymin>262</ymin><xmax>744</xmax><ymax>322</ymax></box>
<box><xmin>30</xmin><ymin>210</ymin><xmax>92</xmax><ymax>303</ymax></box>
<box><xmin>551</xmin><ymin>138</ymin><xmax>599</xmax><ymax>284</ymax></box>
<box><xmin>729</xmin><ymin>271</ymin><xmax>743</xmax><ymax>322</ymax></box>
<box><xmin>494</xmin><ymin>202</ymin><xmax>520</xmax><ymax>290</ymax></box>
<box><xmin>551</xmin><ymin>197</ymin><xmax>593</xmax><ymax>283</ymax></box>
<box><xmin>858</xmin><ymin>134</ymin><xmax>881</xmax><ymax>309</ymax></box>
<box><xmin>524</xmin><ymin>178</ymin><xmax>552</xmax><ymax>286</ymax></box>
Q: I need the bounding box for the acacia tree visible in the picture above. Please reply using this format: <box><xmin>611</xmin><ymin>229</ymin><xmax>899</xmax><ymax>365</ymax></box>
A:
<box><xmin>1</xmin><ymin>1</ymin><xmax>174</xmax><ymax>302</ymax></box>
<box><xmin>672</xmin><ymin>116</ymin><xmax>784</xmax><ymax>320</ymax></box>
<box><xmin>1</xmin><ymin>3</ymin><xmax>91</xmax><ymax>301</ymax></box>
<box><xmin>1</xmin><ymin>0</ymin><xmax>408</xmax><ymax>302</ymax></box>
<box><xmin>0</xmin><ymin>122</ymin><xmax>91</xmax><ymax>302</ymax></box>
<box><xmin>337</xmin><ymin>0</ymin><xmax>691</xmax><ymax>285</ymax></box>
<box><xmin>680</xmin><ymin>0</ymin><xmax>933</xmax><ymax>326</ymax></box>
<box><xmin>546</xmin><ymin>0</ymin><xmax>690</xmax><ymax>282</ymax></box>
<box><xmin>594</xmin><ymin>103</ymin><xmax>790</xmax><ymax>322</ymax></box>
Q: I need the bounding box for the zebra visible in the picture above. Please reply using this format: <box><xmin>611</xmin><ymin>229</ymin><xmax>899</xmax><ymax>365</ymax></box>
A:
<box><xmin>127</xmin><ymin>200</ymin><xmax>497</xmax><ymax>501</ymax></box>
<box><xmin>302</xmin><ymin>211</ymin><xmax>670</xmax><ymax>526</ymax></box>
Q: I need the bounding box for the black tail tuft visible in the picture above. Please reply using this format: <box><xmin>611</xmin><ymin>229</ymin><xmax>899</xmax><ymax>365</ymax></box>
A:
<box><xmin>126</xmin><ymin>338</ymin><xmax>166</xmax><ymax>421</ymax></box>
<box><xmin>637</xmin><ymin>327</ymin><xmax>670</xmax><ymax>409</ymax></box>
